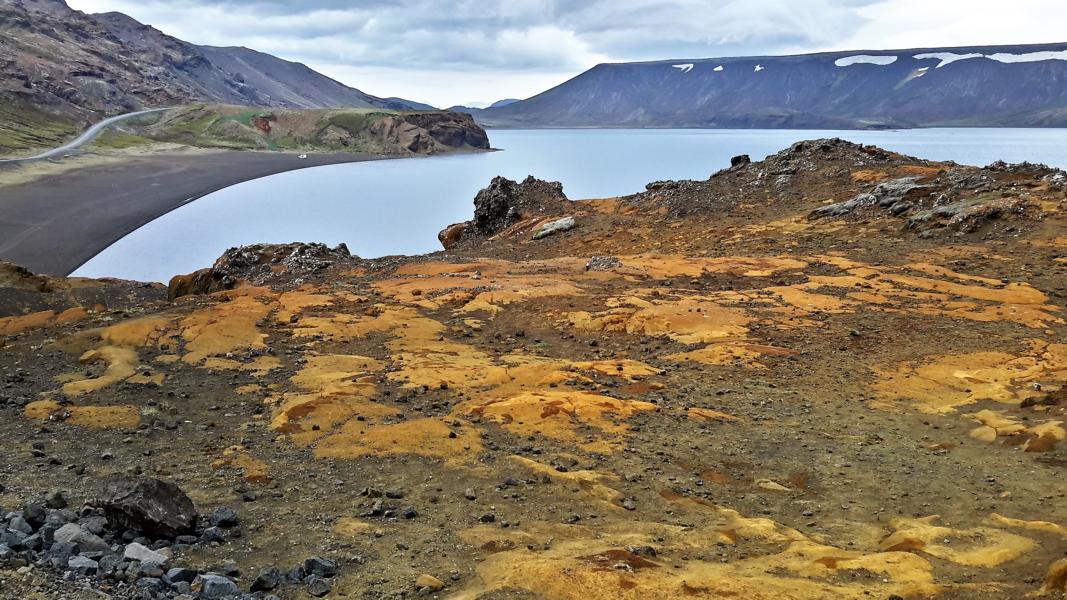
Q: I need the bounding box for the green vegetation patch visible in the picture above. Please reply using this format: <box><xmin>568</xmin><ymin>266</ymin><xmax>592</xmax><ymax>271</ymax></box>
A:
<box><xmin>0</xmin><ymin>102</ymin><xmax>79</xmax><ymax>155</ymax></box>
<box><xmin>326</xmin><ymin>111</ymin><xmax>391</xmax><ymax>135</ymax></box>
<box><xmin>88</xmin><ymin>129</ymin><xmax>153</xmax><ymax>150</ymax></box>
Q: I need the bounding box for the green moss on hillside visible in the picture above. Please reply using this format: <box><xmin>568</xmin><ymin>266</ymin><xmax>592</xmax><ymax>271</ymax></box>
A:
<box><xmin>0</xmin><ymin>103</ymin><xmax>79</xmax><ymax>155</ymax></box>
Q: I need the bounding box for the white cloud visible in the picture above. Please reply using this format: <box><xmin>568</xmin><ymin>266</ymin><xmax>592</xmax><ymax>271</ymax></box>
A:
<box><xmin>65</xmin><ymin>0</ymin><xmax>1067</xmax><ymax>107</ymax></box>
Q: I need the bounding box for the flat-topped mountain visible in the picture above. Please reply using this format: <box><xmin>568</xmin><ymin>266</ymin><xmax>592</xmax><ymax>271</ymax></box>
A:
<box><xmin>477</xmin><ymin>43</ymin><xmax>1067</xmax><ymax>129</ymax></box>
<box><xmin>0</xmin><ymin>0</ymin><xmax>421</xmax><ymax>123</ymax></box>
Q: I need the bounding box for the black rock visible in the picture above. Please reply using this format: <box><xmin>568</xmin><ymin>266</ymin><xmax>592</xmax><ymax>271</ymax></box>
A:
<box><xmin>194</xmin><ymin>573</ymin><xmax>240</xmax><ymax>599</ymax></box>
<box><xmin>8</xmin><ymin>515</ymin><xmax>34</xmax><ymax>535</ymax></box>
<box><xmin>306</xmin><ymin>575</ymin><xmax>332</xmax><ymax>597</ymax></box>
<box><xmin>210</xmin><ymin>506</ymin><xmax>239</xmax><ymax>528</ymax></box>
<box><xmin>67</xmin><ymin>555</ymin><xmax>99</xmax><ymax>577</ymax></box>
<box><xmin>251</xmin><ymin>568</ymin><xmax>282</xmax><ymax>592</ymax></box>
<box><xmin>165</xmin><ymin>567</ymin><xmax>199</xmax><ymax>584</ymax></box>
<box><xmin>97</xmin><ymin>477</ymin><xmax>197</xmax><ymax>539</ymax></box>
<box><xmin>99</xmin><ymin>554</ymin><xmax>122</xmax><ymax>575</ymax></box>
<box><xmin>135</xmin><ymin>577</ymin><xmax>165</xmax><ymax>593</ymax></box>
<box><xmin>45</xmin><ymin>510</ymin><xmax>75</xmax><ymax>528</ymax></box>
<box><xmin>286</xmin><ymin>565</ymin><xmax>306</xmax><ymax>583</ymax></box>
<box><xmin>216</xmin><ymin>561</ymin><xmax>240</xmax><ymax>577</ymax></box>
<box><xmin>47</xmin><ymin>541</ymin><xmax>79</xmax><ymax>564</ymax></box>
<box><xmin>21</xmin><ymin>504</ymin><xmax>47</xmax><ymax>528</ymax></box>
<box><xmin>201</xmin><ymin>526</ymin><xmax>226</xmax><ymax>544</ymax></box>
<box><xmin>303</xmin><ymin>556</ymin><xmax>337</xmax><ymax>578</ymax></box>
<box><xmin>45</xmin><ymin>491</ymin><xmax>68</xmax><ymax>509</ymax></box>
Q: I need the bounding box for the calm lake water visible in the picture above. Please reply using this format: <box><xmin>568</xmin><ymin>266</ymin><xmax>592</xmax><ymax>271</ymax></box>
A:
<box><xmin>75</xmin><ymin>128</ymin><xmax>1067</xmax><ymax>282</ymax></box>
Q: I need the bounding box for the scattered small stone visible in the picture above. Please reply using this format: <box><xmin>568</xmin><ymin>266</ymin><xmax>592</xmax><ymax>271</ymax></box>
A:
<box><xmin>193</xmin><ymin>573</ymin><xmax>240</xmax><ymax>599</ymax></box>
<box><xmin>124</xmin><ymin>542</ymin><xmax>169</xmax><ymax>566</ymax></box>
<box><xmin>416</xmin><ymin>573</ymin><xmax>445</xmax><ymax>591</ymax></box>
<box><xmin>251</xmin><ymin>568</ymin><xmax>282</xmax><ymax>592</ymax></box>
<box><xmin>307</xmin><ymin>575</ymin><xmax>332</xmax><ymax>597</ymax></box>
<box><xmin>304</xmin><ymin>556</ymin><xmax>338</xmax><ymax>578</ymax></box>
<box><xmin>210</xmin><ymin>506</ymin><xmax>239</xmax><ymax>528</ymax></box>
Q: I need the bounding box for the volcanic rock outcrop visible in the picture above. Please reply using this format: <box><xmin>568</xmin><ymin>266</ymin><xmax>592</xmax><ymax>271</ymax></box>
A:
<box><xmin>1</xmin><ymin>140</ymin><xmax>1065</xmax><ymax>600</ymax></box>
<box><xmin>438</xmin><ymin>175</ymin><xmax>573</xmax><ymax>249</ymax></box>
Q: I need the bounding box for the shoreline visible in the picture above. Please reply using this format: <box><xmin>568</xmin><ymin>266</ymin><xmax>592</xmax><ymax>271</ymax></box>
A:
<box><xmin>0</xmin><ymin>149</ymin><xmax>419</xmax><ymax>276</ymax></box>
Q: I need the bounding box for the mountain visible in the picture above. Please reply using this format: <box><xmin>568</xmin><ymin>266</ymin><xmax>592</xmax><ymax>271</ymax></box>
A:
<box><xmin>477</xmin><ymin>43</ymin><xmax>1067</xmax><ymax>128</ymax></box>
<box><xmin>0</xmin><ymin>0</ymin><xmax>422</xmax><ymax>122</ymax></box>
<box><xmin>443</xmin><ymin>98</ymin><xmax>522</xmax><ymax>115</ymax></box>
<box><xmin>385</xmin><ymin>97</ymin><xmax>438</xmax><ymax>110</ymax></box>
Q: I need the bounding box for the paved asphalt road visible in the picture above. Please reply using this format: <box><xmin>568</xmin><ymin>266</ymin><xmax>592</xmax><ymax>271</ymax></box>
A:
<box><xmin>0</xmin><ymin>108</ymin><xmax>171</xmax><ymax>164</ymax></box>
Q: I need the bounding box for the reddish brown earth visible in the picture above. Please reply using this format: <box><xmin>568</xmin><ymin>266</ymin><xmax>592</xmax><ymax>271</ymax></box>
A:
<box><xmin>0</xmin><ymin>139</ymin><xmax>1065</xmax><ymax>599</ymax></box>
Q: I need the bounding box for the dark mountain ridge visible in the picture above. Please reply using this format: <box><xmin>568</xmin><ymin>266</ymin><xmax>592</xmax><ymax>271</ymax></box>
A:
<box><xmin>477</xmin><ymin>42</ymin><xmax>1067</xmax><ymax>129</ymax></box>
<box><xmin>0</xmin><ymin>0</ymin><xmax>427</xmax><ymax>122</ymax></box>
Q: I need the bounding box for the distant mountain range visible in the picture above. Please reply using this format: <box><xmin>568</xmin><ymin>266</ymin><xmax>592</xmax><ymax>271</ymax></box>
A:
<box><xmin>0</xmin><ymin>0</ymin><xmax>428</xmax><ymax>121</ymax></box>
<box><xmin>446</xmin><ymin>99</ymin><xmax>522</xmax><ymax>115</ymax></box>
<box><xmin>474</xmin><ymin>43</ymin><xmax>1067</xmax><ymax>129</ymax></box>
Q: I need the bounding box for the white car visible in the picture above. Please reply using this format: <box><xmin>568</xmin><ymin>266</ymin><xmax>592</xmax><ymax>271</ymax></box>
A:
<box><xmin>298</xmin><ymin>154</ymin><xmax>308</xmax><ymax>159</ymax></box>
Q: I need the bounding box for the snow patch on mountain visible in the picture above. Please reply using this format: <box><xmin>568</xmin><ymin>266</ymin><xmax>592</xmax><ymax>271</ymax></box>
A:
<box><xmin>835</xmin><ymin>55</ymin><xmax>898</xmax><ymax>67</ymax></box>
<box><xmin>914</xmin><ymin>52</ymin><xmax>984</xmax><ymax>68</ymax></box>
<box><xmin>988</xmin><ymin>50</ymin><xmax>1067</xmax><ymax>63</ymax></box>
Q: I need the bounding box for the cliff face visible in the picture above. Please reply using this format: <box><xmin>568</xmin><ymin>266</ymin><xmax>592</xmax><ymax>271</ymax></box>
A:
<box><xmin>122</xmin><ymin>105</ymin><xmax>490</xmax><ymax>155</ymax></box>
<box><xmin>0</xmin><ymin>0</ymin><xmax>420</xmax><ymax>123</ymax></box>
<box><xmin>479</xmin><ymin>43</ymin><xmax>1067</xmax><ymax>128</ymax></box>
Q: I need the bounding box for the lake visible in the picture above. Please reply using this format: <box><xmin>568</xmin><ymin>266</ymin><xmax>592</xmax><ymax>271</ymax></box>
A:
<box><xmin>74</xmin><ymin>128</ymin><xmax>1067</xmax><ymax>282</ymax></box>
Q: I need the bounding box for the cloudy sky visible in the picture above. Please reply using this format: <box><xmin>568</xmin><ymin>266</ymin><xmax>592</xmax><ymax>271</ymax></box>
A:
<box><xmin>66</xmin><ymin>0</ymin><xmax>1067</xmax><ymax>108</ymax></box>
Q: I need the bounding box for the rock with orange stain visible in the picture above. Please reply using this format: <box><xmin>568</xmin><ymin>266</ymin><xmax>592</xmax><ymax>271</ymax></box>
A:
<box><xmin>873</xmin><ymin>341</ymin><xmax>1067</xmax><ymax>414</ymax></box>
<box><xmin>510</xmin><ymin>456</ymin><xmax>624</xmax><ymax>507</ymax></box>
<box><xmin>669</xmin><ymin>342</ymin><xmax>796</xmax><ymax>368</ymax></box>
<box><xmin>687</xmin><ymin>408</ymin><xmax>740</xmax><ymax>423</ymax></box>
<box><xmin>211</xmin><ymin>446</ymin><xmax>272</xmax><ymax>484</ymax></box>
<box><xmin>880</xmin><ymin>516</ymin><xmax>1035</xmax><ymax>567</ymax></box>
<box><xmin>332</xmin><ymin>517</ymin><xmax>373</xmax><ymax>538</ymax></box>
<box><xmin>451</xmin><ymin>518</ymin><xmax>947</xmax><ymax>600</ymax></box>
<box><xmin>1042</xmin><ymin>559</ymin><xmax>1067</xmax><ymax>594</ymax></box>
<box><xmin>24</xmin><ymin>399</ymin><xmax>140</xmax><ymax>428</ymax></box>
<box><xmin>60</xmin><ymin>346</ymin><xmax>162</xmax><ymax>395</ymax></box>
<box><xmin>177</xmin><ymin>294</ymin><xmax>274</xmax><ymax>365</ymax></box>
<box><xmin>569</xmin><ymin>296</ymin><xmax>752</xmax><ymax>345</ymax></box>
<box><xmin>468</xmin><ymin>390</ymin><xmax>656</xmax><ymax>453</ymax></box>
<box><xmin>314</xmin><ymin>417</ymin><xmax>482</xmax><ymax>466</ymax></box>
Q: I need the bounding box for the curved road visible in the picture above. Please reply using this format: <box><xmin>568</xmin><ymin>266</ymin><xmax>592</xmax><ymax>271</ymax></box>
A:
<box><xmin>0</xmin><ymin>108</ymin><xmax>171</xmax><ymax>164</ymax></box>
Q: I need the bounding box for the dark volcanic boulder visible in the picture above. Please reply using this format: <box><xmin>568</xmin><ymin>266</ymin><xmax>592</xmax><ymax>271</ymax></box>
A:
<box><xmin>437</xmin><ymin>176</ymin><xmax>571</xmax><ymax>249</ymax></box>
<box><xmin>97</xmin><ymin>477</ymin><xmax>196</xmax><ymax>538</ymax></box>
<box><xmin>168</xmin><ymin>242</ymin><xmax>352</xmax><ymax>300</ymax></box>
<box><xmin>471</xmin><ymin>176</ymin><xmax>570</xmax><ymax>237</ymax></box>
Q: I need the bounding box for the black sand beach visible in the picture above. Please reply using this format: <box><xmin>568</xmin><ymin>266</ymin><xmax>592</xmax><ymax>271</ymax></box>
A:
<box><xmin>0</xmin><ymin>151</ymin><xmax>381</xmax><ymax>276</ymax></box>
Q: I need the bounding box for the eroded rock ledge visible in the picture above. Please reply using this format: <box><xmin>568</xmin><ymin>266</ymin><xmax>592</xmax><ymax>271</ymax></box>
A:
<box><xmin>439</xmin><ymin>175</ymin><xmax>574</xmax><ymax>249</ymax></box>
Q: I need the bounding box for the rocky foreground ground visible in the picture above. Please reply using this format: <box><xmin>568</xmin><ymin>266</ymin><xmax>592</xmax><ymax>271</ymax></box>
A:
<box><xmin>0</xmin><ymin>139</ymin><xmax>1065</xmax><ymax>600</ymax></box>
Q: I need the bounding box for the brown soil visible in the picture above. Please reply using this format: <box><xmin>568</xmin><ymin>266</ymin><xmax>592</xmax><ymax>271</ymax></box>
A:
<box><xmin>0</xmin><ymin>139</ymin><xmax>1065</xmax><ymax>599</ymax></box>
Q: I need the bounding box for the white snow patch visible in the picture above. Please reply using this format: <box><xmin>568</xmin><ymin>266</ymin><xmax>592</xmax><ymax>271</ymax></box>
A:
<box><xmin>987</xmin><ymin>50</ymin><xmax>1067</xmax><ymax>63</ymax></box>
<box><xmin>713</xmin><ymin>65</ymin><xmax>724</xmax><ymax>72</ymax></box>
<box><xmin>754</xmin><ymin>64</ymin><xmax>764</xmax><ymax>72</ymax></box>
<box><xmin>672</xmin><ymin>63</ymin><xmax>694</xmax><ymax>73</ymax></box>
<box><xmin>914</xmin><ymin>52</ymin><xmax>984</xmax><ymax>68</ymax></box>
<box><xmin>834</xmin><ymin>55</ymin><xmax>898</xmax><ymax>67</ymax></box>
<box><xmin>915</xmin><ymin>50</ymin><xmax>1067</xmax><ymax>69</ymax></box>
